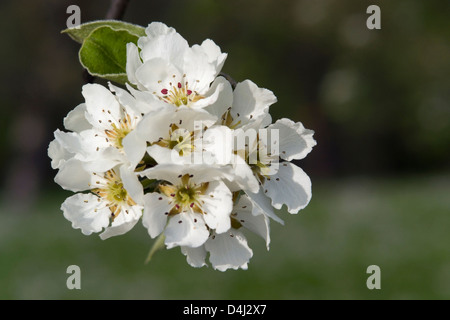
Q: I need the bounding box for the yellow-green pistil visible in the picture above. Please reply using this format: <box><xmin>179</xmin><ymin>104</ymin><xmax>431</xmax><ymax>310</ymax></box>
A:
<box><xmin>154</xmin><ymin>123</ymin><xmax>194</xmax><ymax>156</ymax></box>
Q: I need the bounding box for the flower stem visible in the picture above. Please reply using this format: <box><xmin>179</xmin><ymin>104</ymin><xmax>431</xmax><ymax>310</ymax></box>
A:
<box><xmin>145</xmin><ymin>233</ymin><xmax>165</xmax><ymax>264</ymax></box>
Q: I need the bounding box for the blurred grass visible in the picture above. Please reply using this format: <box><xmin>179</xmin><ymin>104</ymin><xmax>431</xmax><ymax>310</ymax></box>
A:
<box><xmin>1</xmin><ymin>174</ymin><xmax>449</xmax><ymax>300</ymax></box>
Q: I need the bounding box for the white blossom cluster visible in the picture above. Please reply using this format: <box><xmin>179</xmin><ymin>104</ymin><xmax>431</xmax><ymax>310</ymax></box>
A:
<box><xmin>49</xmin><ymin>22</ymin><xmax>316</xmax><ymax>271</ymax></box>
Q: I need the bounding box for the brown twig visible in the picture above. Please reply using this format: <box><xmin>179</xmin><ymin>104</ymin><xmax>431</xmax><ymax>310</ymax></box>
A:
<box><xmin>218</xmin><ymin>72</ymin><xmax>237</xmax><ymax>90</ymax></box>
<box><xmin>83</xmin><ymin>0</ymin><xmax>131</xmax><ymax>83</ymax></box>
<box><xmin>105</xmin><ymin>0</ymin><xmax>131</xmax><ymax>20</ymax></box>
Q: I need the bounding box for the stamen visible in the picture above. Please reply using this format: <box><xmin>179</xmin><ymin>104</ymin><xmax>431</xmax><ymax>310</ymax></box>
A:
<box><xmin>90</xmin><ymin>169</ymin><xmax>136</xmax><ymax>221</ymax></box>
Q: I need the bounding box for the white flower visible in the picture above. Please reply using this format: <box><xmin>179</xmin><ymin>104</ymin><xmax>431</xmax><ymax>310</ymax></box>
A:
<box><xmin>122</xmin><ymin>107</ymin><xmax>218</xmax><ymax>168</ymax></box>
<box><xmin>249</xmin><ymin>118</ymin><xmax>316</xmax><ymax>214</ymax></box>
<box><xmin>126</xmin><ymin>22</ymin><xmax>228</xmax><ymax>111</ymax></box>
<box><xmin>48</xmin><ymin>83</ymin><xmax>144</xmax><ymax>175</ymax></box>
<box><xmin>206</xmin><ymin>78</ymin><xmax>317</xmax><ymax>220</ymax></box>
<box><xmin>60</xmin><ymin>165</ymin><xmax>144</xmax><ymax>240</ymax></box>
<box><xmin>206</xmin><ymin>77</ymin><xmax>277</xmax><ymax>130</ymax></box>
<box><xmin>78</xmin><ymin>83</ymin><xmax>143</xmax><ymax>171</ymax></box>
<box><xmin>139</xmin><ymin>164</ymin><xmax>234</xmax><ymax>249</ymax></box>
<box><xmin>181</xmin><ymin>194</ymin><xmax>270</xmax><ymax>271</ymax></box>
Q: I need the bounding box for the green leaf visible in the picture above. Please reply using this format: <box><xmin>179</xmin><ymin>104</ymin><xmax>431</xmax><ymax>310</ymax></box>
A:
<box><xmin>79</xmin><ymin>26</ymin><xmax>139</xmax><ymax>84</ymax></box>
<box><xmin>62</xmin><ymin>20</ymin><xmax>145</xmax><ymax>44</ymax></box>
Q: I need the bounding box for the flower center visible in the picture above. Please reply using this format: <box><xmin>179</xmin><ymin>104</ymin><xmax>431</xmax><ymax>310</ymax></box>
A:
<box><xmin>104</xmin><ymin>113</ymin><xmax>134</xmax><ymax>150</ymax></box>
<box><xmin>235</xmin><ymin>133</ymin><xmax>277</xmax><ymax>181</ymax></box>
<box><xmin>176</xmin><ymin>185</ymin><xmax>198</xmax><ymax>206</ymax></box>
<box><xmin>157</xmin><ymin>80</ymin><xmax>204</xmax><ymax>107</ymax></box>
<box><xmin>92</xmin><ymin>170</ymin><xmax>136</xmax><ymax>220</ymax></box>
<box><xmin>220</xmin><ymin>108</ymin><xmax>241</xmax><ymax>129</ymax></box>
<box><xmin>154</xmin><ymin>123</ymin><xmax>194</xmax><ymax>156</ymax></box>
<box><xmin>158</xmin><ymin>174</ymin><xmax>209</xmax><ymax>214</ymax></box>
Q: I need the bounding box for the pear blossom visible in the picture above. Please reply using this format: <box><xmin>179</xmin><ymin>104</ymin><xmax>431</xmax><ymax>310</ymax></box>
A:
<box><xmin>123</xmin><ymin>108</ymin><xmax>218</xmax><ymax>169</ymax></box>
<box><xmin>48</xmin><ymin>82</ymin><xmax>144</xmax><ymax>176</ymax></box>
<box><xmin>50</xmin><ymin>19</ymin><xmax>317</xmax><ymax>272</ymax></box>
<box><xmin>181</xmin><ymin>194</ymin><xmax>270</xmax><ymax>271</ymax></box>
<box><xmin>139</xmin><ymin>164</ymin><xmax>235</xmax><ymax>249</ymax></box>
<box><xmin>206</xmin><ymin>78</ymin><xmax>317</xmax><ymax>221</ymax></box>
<box><xmin>60</xmin><ymin>165</ymin><xmax>144</xmax><ymax>240</ymax></box>
<box><xmin>126</xmin><ymin>22</ymin><xmax>228</xmax><ymax>111</ymax></box>
<box><xmin>48</xmin><ymin>83</ymin><xmax>146</xmax><ymax>238</ymax></box>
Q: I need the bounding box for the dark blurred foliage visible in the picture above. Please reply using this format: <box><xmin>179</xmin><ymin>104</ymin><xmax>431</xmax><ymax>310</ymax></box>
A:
<box><xmin>0</xmin><ymin>0</ymin><xmax>449</xmax><ymax>207</ymax></box>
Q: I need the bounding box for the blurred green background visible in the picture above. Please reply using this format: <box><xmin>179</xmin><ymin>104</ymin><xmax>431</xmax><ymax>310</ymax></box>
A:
<box><xmin>0</xmin><ymin>0</ymin><xmax>449</xmax><ymax>299</ymax></box>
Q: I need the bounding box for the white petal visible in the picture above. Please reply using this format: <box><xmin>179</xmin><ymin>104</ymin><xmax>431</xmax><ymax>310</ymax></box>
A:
<box><xmin>147</xmin><ymin>144</ymin><xmax>193</xmax><ymax>165</ymax></box>
<box><xmin>231</xmin><ymin>80</ymin><xmax>277</xmax><ymax>128</ymax></box>
<box><xmin>63</xmin><ymin>103</ymin><xmax>91</xmax><ymax>132</ymax></box>
<box><xmin>78</xmin><ymin>146</ymin><xmax>125</xmax><ymax>173</ymax></box>
<box><xmin>72</xmin><ymin>129</ymin><xmax>124</xmax><ymax>171</ymax></box>
<box><xmin>128</xmin><ymin>108</ymin><xmax>217</xmax><ymax>165</ymax></box>
<box><xmin>142</xmin><ymin>193</ymin><xmax>172</xmax><ymax>238</ymax></box>
<box><xmin>142</xmin><ymin>22</ymin><xmax>175</xmax><ymax>39</ymax></box>
<box><xmin>139</xmin><ymin>163</ymin><xmax>185</xmax><ymax>185</ymax></box>
<box><xmin>54</xmin><ymin>158</ymin><xmax>92</xmax><ymax>192</ymax></box>
<box><xmin>203</xmin><ymin>76</ymin><xmax>233</xmax><ymax>120</ymax></box>
<box><xmin>126</xmin><ymin>42</ymin><xmax>143</xmax><ymax>87</ymax></box>
<box><xmin>246</xmin><ymin>186</ymin><xmax>284</xmax><ymax>224</ymax></box>
<box><xmin>53</xmin><ymin>129</ymin><xmax>85</xmax><ymax>157</ymax></box>
<box><xmin>126</xmin><ymin>83</ymin><xmax>168</xmax><ymax>114</ymax></box>
<box><xmin>121</xmin><ymin>128</ymin><xmax>148</xmax><ymax>170</ymax></box>
<box><xmin>198</xmin><ymin>39</ymin><xmax>227</xmax><ymax>74</ymax></box>
<box><xmin>165</xmin><ymin>212</ymin><xmax>209</xmax><ymax>249</ymax></box>
<box><xmin>61</xmin><ymin>193</ymin><xmax>111</xmax><ymax>236</ymax></box>
<box><xmin>135</xmin><ymin>58</ymin><xmax>182</xmax><ymax>94</ymax></box>
<box><xmin>120</xmin><ymin>165</ymin><xmax>144</xmax><ymax>205</ymax></box>
<box><xmin>181</xmin><ymin>246</ymin><xmax>207</xmax><ymax>268</ymax></box>
<box><xmin>139</xmin><ymin>30</ymin><xmax>188</xmax><ymax>68</ymax></box>
<box><xmin>76</xmin><ymin>129</ymin><xmax>109</xmax><ymax>155</ymax></box>
<box><xmin>201</xmin><ymin>125</ymin><xmax>234</xmax><ymax>166</ymax></box>
<box><xmin>199</xmin><ymin>180</ymin><xmax>233</xmax><ymax>233</ymax></box>
<box><xmin>181</xmin><ymin>164</ymin><xmax>236</xmax><ymax>186</ymax></box>
<box><xmin>205</xmin><ymin>230</ymin><xmax>253</xmax><ymax>272</ymax></box>
<box><xmin>82</xmin><ymin>83</ymin><xmax>121</xmax><ymax>129</ymax></box>
<box><xmin>100</xmin><ymin>208</ymin><xmax>141</xmax><ymax>240</ymax></box>
<box><xmin>187</xmin><ymin>79</ymin><xmax>225</xmax><ymax>110</ymax></box>
<box><xmin>234</xmin><ymin>195</ymin><xmax>271</xmax><ymax>249</ymax></box>
<box><xmin>108</xmin><ymin>82</ymin><xmax>142</xmax><ymax>118</ymax></box>
<box><xmin>227</xmin><ymin>155</ymin><xmax>260</xmax><ymax>193</ymax></box>
<box><xmin>267</xmin><ymin>118</ymin><xmax>316</xmax><ymax>161</ymax></box>
<box><xmin>183</xmin><ymin>46</ymin><xmax>216</xmax><ymax>94</ymax></box>
<box><xmin>48</xmin><ymin>133</ymin><xmax>73</xmax><ymax>169</ymax></box>
<box><xmin>264</xmin><ymin>162</ymin><xmax>312</xmax><ymax>214</ymax></box>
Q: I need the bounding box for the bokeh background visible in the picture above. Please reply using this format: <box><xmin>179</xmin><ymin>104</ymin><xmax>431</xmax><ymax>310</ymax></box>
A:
<box><xmin>0</xmin><ymin>0</ymin><xmax>449</xmax><ymax>299</ymax></box>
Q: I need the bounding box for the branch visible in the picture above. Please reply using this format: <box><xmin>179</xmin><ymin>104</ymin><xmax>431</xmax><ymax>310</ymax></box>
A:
<box><xmin>105</xmin><ymin>0</ymin><xmax>131</xmax><ymax>20</ymax></box>
<box><xmin>83</xmin><ymin>0</ymin><xmax>131</xmax><ymax>83</ymax></box>
<box><xmin>218</xmin><ymin>72</ymin><xmax>237</xmax><ymax>89</ymax></box>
